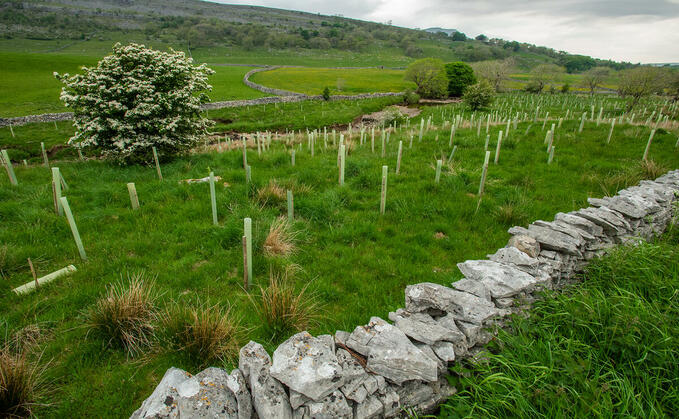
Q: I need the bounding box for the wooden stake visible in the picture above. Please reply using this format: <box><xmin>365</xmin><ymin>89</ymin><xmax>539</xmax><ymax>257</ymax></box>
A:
<box><xmin>209</xmin><ymin>171</ymin><xmax>218</xmax><ymax>225</ymax></box>
<box><xmin>396</xmin><ymin>141</ymin><xmax>402</xmax><ymax>174</ymax></box>
<box><xmin>9</xmin><ymin>123</ymin><xmax>15</xmax><ymax>138</ymax></box>
<box><xmin>13</xmin><ymin>265</ymin><xmax>77</xmax><ymax>296</ymax></box>
<box><xmin>242</xmin><ymin>235</ymin><xmax>249</xmax><ymax>291</ymax></box>
<box><xmin>152</xmin><ymin>147</ymin><xmax>163</xmax><ymax>180</ymax></box>
<box><xmin>548</xmin><ymin>146</ymin><xmax>555</xmax><ymax>164</ymax></box>
<box><xmin>643</xmin><ymin>129</ymin><xmax>656</xmax><ymax>161</ymax></box>
<box><xmin>494</xmin><ymin>130</ymin><xmax>503</xmax><ymax>164</ymax></box>
<box><xmin>59</xmin><ymin>197</ymin><xmax>87</xmax><ymax>261</ymax></box>
<box><xmin>244</xmin><ymin>218</ymin><xmax>252</xmax><ymax>283</ymax></box>
<box><xmin>41</xmin><ymin>142</ymin><xmax>49</xmax><ymax>167</ymax></box>
<box><xmin>127</xmin><ymin>182</ymin><xmax>140</xmax><ymax>210</ymax></box>
<box><xmin>1</xmin><ymin>149</ymin><xmax>17</xmax><ymax>185</ymax></box>
<box><xmin>287</xmin><ymin>190</ymin><xmax>293</xmax><ymax>222</ymax></box>
<box><xmin>242</xmin><ymin>139</ymin><xmax>248</xmax><ymax>168</ymax></box>
<box><xmin>28</xmin><ymin>258</ymin><xmax>38</xmax><ymax>289</ymax></box>
<box><xmin>448</xmin><ymin>145</ymin><xmax>457</xmax><ymax>162</ymax></box>
<box><xmin>478</xmin><ymin>151</ymin><xmax>491</xmax><ymax>196</ymax></box>
<box><xmin>339</xmin><ymin>144</ymin><xmax>346</xmax><ymax>186</ymax></box>
<box><xmin>606</xmin><ymin>120</ymin><xmax>615</xmax><ymax>144</ymax></box>
<box><xmin>380</xmin><ymin>165</ymin><xmax>388</xmax><ymax>215</ymax></box>
<box><xmin>52</xmin><ymin>168</ymin><xmax>63</xmax><ymax>215</ymax></box>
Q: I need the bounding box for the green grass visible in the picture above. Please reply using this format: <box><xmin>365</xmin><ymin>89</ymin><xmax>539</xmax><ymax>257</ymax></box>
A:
<box><xmin>0</xmin><ymin>93</ymin><xmax>677</xmax><ymax>417</ymax></box>
<box><xmin>0</xmin><ymin>51</ymin><xmax>266</xmax><ymax>117</ymax></box>
<box><xmin>441</xmin><ymin>227</ymin><xmax>679</xmax><ymax>417</ymax></box>
<box><xmin>250</xmin><ymin>67</ymin><xmax>415</xmax><ymax>95</ymax></box>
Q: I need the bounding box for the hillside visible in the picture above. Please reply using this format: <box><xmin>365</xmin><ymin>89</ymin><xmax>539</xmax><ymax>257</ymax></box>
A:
<box><xmin>0</xmin><ymin>0</ymin><xmax>632</xmax><ymax>71</ymax></box>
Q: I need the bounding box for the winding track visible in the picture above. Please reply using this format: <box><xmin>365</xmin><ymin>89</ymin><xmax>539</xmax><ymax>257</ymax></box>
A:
<box><xmin>0</xmin><ymin>65</ymin><xmax>404</xmax><ymax>127</ymax></box>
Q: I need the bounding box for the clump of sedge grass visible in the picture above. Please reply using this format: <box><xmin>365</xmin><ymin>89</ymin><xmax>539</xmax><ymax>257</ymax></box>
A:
<box><xmin>86</xmin><ymin>273</ymin><xmax>158</xmax><ymax>357</ymax></box>
<box><xmin>494</xmin><ymin>200</ymin><xmax>530</xmax><ymax>226</ymax></box>
<box><xmin>263</xmin><ymin>217</ymin><xmax>298</xmax><ymax>257</ymax></box>
<box><xmin>257</xmin><ymin>179</ymin><xmax>286</xmax><ymax>206</ymax></box>
<box><xmin>0</xmin><ymin>349</ymin><xmax>48</xmax><ymax>418</ymax></box>
<box><xmin>160</xmin><ymin>302</ymin><xmax>243</xmax><ymax>368</ymax></box>
<box><xmin>254</xmin><ymin>267</ymin><xmax>321</xmax><ymax>340</ymax></box>
<box><xmin>638</xmin><ymin>159</ymin><xmax>667</xmax><ymax>179</ymax></box>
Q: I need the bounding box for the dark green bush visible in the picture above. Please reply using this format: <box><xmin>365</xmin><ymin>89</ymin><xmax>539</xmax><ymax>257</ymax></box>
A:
<box><xmin>444</xmin><ymin>61</ymin><xmax>477</xmax><ymax>97</ymax></box>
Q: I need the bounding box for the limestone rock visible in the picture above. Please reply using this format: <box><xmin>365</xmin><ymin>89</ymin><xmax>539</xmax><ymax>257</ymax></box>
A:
<box><xmin>488</xmin><ymin>247</ymin><xmax>544</xmax><ymax>277</ymax></box>
<box><xmin>554</xmin><ymin>212</ymin><xmax>604</xmax><ymax>237</ymax></box>
<box><xmin>239</xmin><ymin>341</ymin><xmax>293</xmax><ymax>419</ymax></box>
<box><xmin>432</xmin><ymin>341</ymin><xmax>456</xmax><ymax>363</ymax></box>
<box><xmin>405</xmin><ymin>282</ymin><xmax>500</xmax><ymax>325</ymax></box>
<box><xmin>296</xmin><ymin>390</ymin><xmax>352</xmax><ymax>419</ymax></box>
<box><xmin>270</xmin><ymin>331</ymin><xmax>344</xmax><ymax>401</ymax></box>
<box><xmin>434</xmin><ymin>313</ymin><xmax>468</xmax><ymax>355</ymax></box>
<box><xmin>130</xmin><ymin>367</ymin><xmax>198</xmax><ymax>419</ymax></box>
<box><xmin>345</xmin><ymin>316</ymin><xmax>438</xmax><ymax>384</ymax></box>
<box><xmin>456</xmin><ymin>320</ymin><xmax>493</xmax><ymax>347</ymax></box>
<box><xmin>131</xmin><ymin>367</ymin><xmax>241</xmax><ymax>419</ymax></box>
<box><xmin>525</xmin><ymin>223</ymin><xmax>583</xmax><ymax>256</ymax></box>
<box><xmin>575</xmin><ymin>207</ymin><xmax>631</xmax><ymax>235</ymax></box>
<box><xmin>451</xmin><ymin>277</ymin><xmax>491</xmax><ymax>301</ymax></box>
<box><xmin>457</xmin><ymin>260</ymin><xmax>537</xmax><ymax>299</ymax></box>
<box><xmin>507</xmin><ymin>234</ymin><xmax>540</xmax><ymax>257</ymax></box>
<box><xmin>354</xmin><ymin>394</ymin><xmax>383</xmax><ymax>418</ymax></box>
<box><xmin>388</xmin><ymin>309</ymin><xmax>464</xmax><ymax>345</ymax></box>
<box><xmin>226</xmin><ymin>369</ymin><xmax>253</xmax><ymax>419</ymax></box>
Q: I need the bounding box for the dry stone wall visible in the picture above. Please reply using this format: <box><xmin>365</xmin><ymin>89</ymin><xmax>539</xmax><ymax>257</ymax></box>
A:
<box><xmin>130</xmin><ymin>170</ymin><xmax>679</xmax><ymax>418</ymax></box>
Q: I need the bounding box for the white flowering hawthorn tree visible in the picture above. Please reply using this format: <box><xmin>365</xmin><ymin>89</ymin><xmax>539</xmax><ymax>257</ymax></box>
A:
<box><xmin>55</xmin><ymin>43</ymin><xmax>214</xmax><ymax>164</ymax></box>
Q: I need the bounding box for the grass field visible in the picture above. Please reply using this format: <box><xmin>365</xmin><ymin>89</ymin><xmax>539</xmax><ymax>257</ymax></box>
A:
<box><xmin>441</xmin><ymin>228</ymin><xmax>679</xmax><ymax>417</ymax></box>
<box><xmin>250</xmin><ymin>67</ymin><xmax>415</xmax><ymax>95</ymax></box>
<box><xmin>1</xmin><ymin>93</ymin><xmax>678</xmax><ymax>417</ymax></box>
<box><xmin>0</xmin><ymin>51</ymin><xmax>266</xmax><ymax>118</ymax></box>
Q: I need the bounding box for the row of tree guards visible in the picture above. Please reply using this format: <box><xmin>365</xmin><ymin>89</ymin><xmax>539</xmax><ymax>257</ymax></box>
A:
<box><xmin>2</xmin><ymin>98</ymin><xmax>676</xmax><ymax>293</ymax></box>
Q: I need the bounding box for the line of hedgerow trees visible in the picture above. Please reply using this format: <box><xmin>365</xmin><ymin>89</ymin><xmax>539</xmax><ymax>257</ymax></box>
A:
<box><xmin>404</xmin><ymin>57</ymin><xmax>679</xmax><ymax>111</ymax></box>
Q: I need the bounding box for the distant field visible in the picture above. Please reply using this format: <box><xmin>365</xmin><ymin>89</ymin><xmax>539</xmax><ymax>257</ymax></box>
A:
<box><xmin>250</xmin><ymin>67</ymin><xmax>415</xmax><ymax>95</ymax></box>
<box><xmin>0</xmin><ymin>51</ymin><xmax>266</xmax><ymax>117</ymax></box>
<box><xmin>509</xmin><ymin>73</ymin><xmax>619</xmax><ymax>91</ymax></box>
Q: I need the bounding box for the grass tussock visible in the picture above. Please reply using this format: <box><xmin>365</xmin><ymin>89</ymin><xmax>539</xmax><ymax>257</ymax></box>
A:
<box><xmin>263</xmin><ymin>217</ymin><xmax>298</xmax><ymax>257</ymax></box>
<box><xmin>494</xmin><ymin>197</ymin><xmax>530</xmax><ymax>226</ymax></box>
<box><xmin>254</xmin><ymin>267</ymin><xmax>321</xmax><ymax>340</ymax></box>
<box><xmin>442</xmin><ymin>228</ymin><xmax>679</xmax><ymax>417</ymax></box>
<box><xmin>256</xmin><ymin>179</ymin><xmax>286</xmax><ymax>206</ymax></box>
<box><xmin>0</xmin><ymin>350</ymin><xmax>48</xmax><ymax>418</ymax></box>
<box><xmin>598</xmin><ymin>159</ymin><xmax>668</xmax><ymax>196</ymax></box>
<box><xmin>86</xmin><ymin>273</ymin><xmax>158</xmax><ymax>356</ymax></box>
<box><xmin>160</xmin><ymin>302</ymin><xmax>243</xmax><ymax>367</ymax></box>
<box><xmin>638</xmin><ymin>158</ymin><xmax>667</xmax><ymax>179</ymax></box>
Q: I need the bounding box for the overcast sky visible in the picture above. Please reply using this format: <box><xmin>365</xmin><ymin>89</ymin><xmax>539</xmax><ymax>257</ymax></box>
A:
<box><xmin>211</xmin><ymin>0</ymin><xmax>679</xmax><ymax>63</ymax></box>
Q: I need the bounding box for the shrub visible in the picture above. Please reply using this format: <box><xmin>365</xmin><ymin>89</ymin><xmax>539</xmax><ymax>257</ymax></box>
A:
<box><xmin>463</xmin><ymin>80</ymin><xmax>495</xmax><ymax>110</ymax></box>
<box><xmin>254</xmin><ymin>267</ymin><xmax>320</xmax><ymax>340</ymax></box>
<box><xmin>55</xmin><ymin>43</ymin><xmax>214</xmax><ymax>164</ymax></box>
<box><xmin>404</xmin><ymin>58</ymin><xmax>448</xmax><ymax>99</ymax></box>
<box><xmin>525</xmin><ymin>80</ymin><xmax>543</xmax><ymax>93</ymax></box>
<box><xmin>322</xmin><ymin>86</ymin><xmax>331</xmax><ymax>101</ymax></box>
<box><xmin>560</xmin><ymin>82</ymin><xmax>571</xmax><ymax>93</ymax></box>
<box><xmin>160</xmin><ymin>302</ymin><xmax>242</xmax><ymax>367</ymax></box>
<box><xmin>402</xmin><ymin>89</ymin><xmax>420</xmax><ymax>105</ymax></box>
<box><xmin>86</xmin><ymin>274</ymin><xmax>158</xmax><ymax>356</ymax></box>
<box><xmin>263</xmin><ymin>217</ymin><xmax>298</xmax><ymax>257</ymax></box>
<box><xmin>444</xmin><ymin>62</ymin><xmax>477</xmax><ymax>97</ymax></box>
<box><xmin>0</xmin><ymin>350</ymin><xmax>47</xmax><ymax>418</ymax></box>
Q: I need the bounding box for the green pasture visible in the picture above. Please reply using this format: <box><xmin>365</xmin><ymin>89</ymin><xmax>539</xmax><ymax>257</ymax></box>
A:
<box><xmin>1</xmin><ymin>94</ymin><xmax>678</xmax><ymax>417</ymax></box>
<box><xmin>250</xmin><ymin>67</ymin><xmax>415</xmax><ymax>95</ymax></box>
